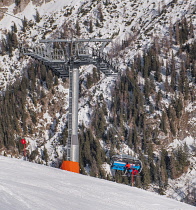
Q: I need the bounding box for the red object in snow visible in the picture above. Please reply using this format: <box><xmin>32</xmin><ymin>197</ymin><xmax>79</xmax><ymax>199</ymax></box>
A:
<box><xmin>20</xmin><ymin>139</ymin><xmax>26</xmax><ymax>145</ymax></box>
<box><xmin>20</xmin><ymin>139</ymin><xmax>27</xmax><ymax>157</ymax></box>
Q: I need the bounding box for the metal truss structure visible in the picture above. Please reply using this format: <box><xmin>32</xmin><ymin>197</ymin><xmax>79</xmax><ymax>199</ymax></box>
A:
<box><xmin>22</xmin><ymin>38</ymin><xmax>119</xmax><ymax>167</ymax></box>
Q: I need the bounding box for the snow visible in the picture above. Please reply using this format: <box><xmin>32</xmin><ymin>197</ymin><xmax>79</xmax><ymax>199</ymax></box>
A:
<box><xmin>0</xmin><ymin>0</ymin><xmax>195</xmax><ymax>206</ymax></box>
<box><xmin>166</xmin><ymin>136</ymin><xmax>196</xmax><ymax>202</ymax></box>
<box><xmin>166</xmin><ymin>157</ymin><xmax>196</xmax><ymax>203</ymax></box>
<box><xmin>101</xmin><ymin>162</ymin><xmax>111</xmax><ymax>176</ymax></box>
<box><xmin>0</xmin><ymin>0</ymin><xmax>195</xmax><ymax>90</ymax></box>
<box><xmin>186</xmin><ymin>103</ymin><xmax>196</xmax><ymax>112</ymax></box>
<box><xmin>39</xmin><ymin>0</ymin><xmax>82</xmax><ymax>15</ymax></box>
<box><xmin>168</xmin><ymin>136</ymin><xmax>196</xmax><ymax>154</ymax></box>
<box><xmin>0</xmin><ymin>156</ymin><xmax>195</xmax><ymax>210</ymax></box>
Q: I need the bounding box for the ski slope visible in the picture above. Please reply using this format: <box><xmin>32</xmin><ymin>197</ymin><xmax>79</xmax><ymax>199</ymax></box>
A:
<box><xmin>0</xmin><ymin>156</ymin><xmax>195</xmax><ymax>210</ymax></box>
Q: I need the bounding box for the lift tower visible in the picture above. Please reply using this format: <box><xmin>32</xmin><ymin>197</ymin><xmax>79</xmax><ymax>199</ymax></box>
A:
<box><xmin>22</xmin><ymin>38</ymin><xmax>118</xmax><ymax>173</ymax></box>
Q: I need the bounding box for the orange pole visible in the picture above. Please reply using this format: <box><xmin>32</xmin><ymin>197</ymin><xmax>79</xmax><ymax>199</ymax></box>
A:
<box><xmin>61</xmin><ymin>160</ymin><xmax>80</xmax><ymax>173</ymax></box>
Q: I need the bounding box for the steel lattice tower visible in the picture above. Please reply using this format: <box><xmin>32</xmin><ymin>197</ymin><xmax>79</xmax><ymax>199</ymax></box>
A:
<box><xmin>22</xmin><ymin>38</ymin><xmax>119</xmax><ymax>173</ymax></box>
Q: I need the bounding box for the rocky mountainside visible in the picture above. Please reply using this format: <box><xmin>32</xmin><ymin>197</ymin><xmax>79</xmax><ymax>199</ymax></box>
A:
<box><xmin>0</xmin><ymin>0</ymin><xmax>195</xmax><ymax>205</ymax></box>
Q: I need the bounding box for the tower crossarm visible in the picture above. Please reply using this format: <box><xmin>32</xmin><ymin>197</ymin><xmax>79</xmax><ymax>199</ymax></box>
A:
<box><xmin>39</xmin><ymin>38</ymin><xmax>112</xmax><ymax>43</ymax></box>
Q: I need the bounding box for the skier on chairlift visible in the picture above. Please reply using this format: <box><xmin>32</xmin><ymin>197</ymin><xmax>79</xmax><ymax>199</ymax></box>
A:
<box><xmin>124</xmin><ymin>162</ymin><xmax>131</xmax><ymax>174</ymax></box>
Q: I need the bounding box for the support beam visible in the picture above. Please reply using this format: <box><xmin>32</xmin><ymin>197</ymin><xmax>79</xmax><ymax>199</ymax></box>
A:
<box><xmin>40</xmin><ymin>38</ymin><xmax>112</xmax><ymax>43</ymax></box>
<box><xmin>70</xmin><ymin>68</ymin><xmax>79</xmax><ymax>163</ymax></box>
<box><xmin>61</xmin><ymin>67</ymin><xmax>80</xmax><ymax>173</ymax></box>
<box><xmin>21</xmin><ymin>38</ymin><xmax>117</xmax><ymax>174</ymax></box>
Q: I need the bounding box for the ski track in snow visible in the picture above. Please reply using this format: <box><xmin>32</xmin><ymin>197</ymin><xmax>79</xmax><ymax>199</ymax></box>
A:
<box><xmin>0</xmin><ymin>156</ymin><xmax>195</xmax><ymax>210</ymax></box>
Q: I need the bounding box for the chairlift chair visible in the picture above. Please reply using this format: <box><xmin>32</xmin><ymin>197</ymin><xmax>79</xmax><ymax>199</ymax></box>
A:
<box><xmin>111</xmin><ymin>154</ymin><xmax>142</xmax><ymax>175</ymax></box>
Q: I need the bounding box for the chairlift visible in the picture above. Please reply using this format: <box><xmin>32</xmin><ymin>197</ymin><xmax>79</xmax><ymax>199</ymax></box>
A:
<box><xmin>111</xmin><ymin>154</ymin><xmax>142</xmax><ymax>176</ymax></box>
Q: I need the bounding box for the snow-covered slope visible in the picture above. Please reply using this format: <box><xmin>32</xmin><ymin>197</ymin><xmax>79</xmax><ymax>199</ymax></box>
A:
<box><xmin>0</xmin><ymin>0</ymin><xmax>195</xmax><ymax>90</ymax></box>
<box><xmin>0</xmin><ymin>0</ymin><xmax>195</xmax><ymax>206</ymax></box>
<box><xmin>0</xmin><ymin>156</ymin><xmax>195</xmax><ymax>210</ymax></box>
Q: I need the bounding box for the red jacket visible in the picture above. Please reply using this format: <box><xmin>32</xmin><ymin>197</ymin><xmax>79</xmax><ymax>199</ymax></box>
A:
<box><xmin>125</xmin><ymin>163</ymin><xmax>131</xmax><ymax>169</ymax></box>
